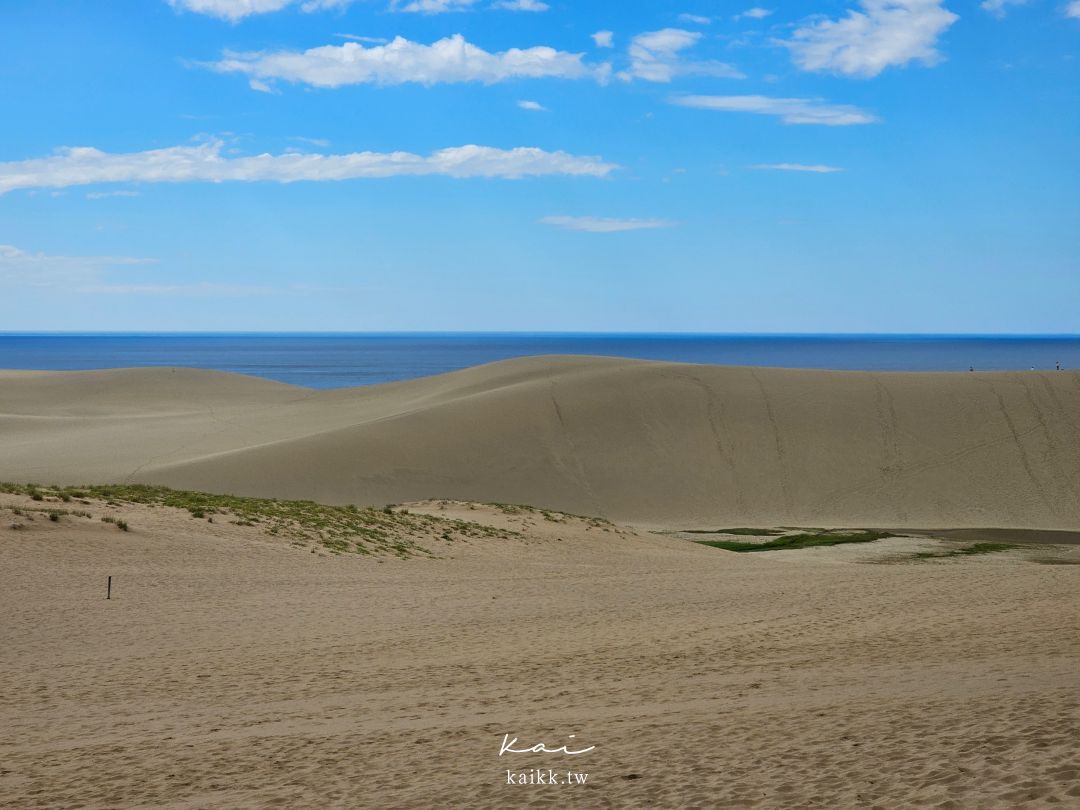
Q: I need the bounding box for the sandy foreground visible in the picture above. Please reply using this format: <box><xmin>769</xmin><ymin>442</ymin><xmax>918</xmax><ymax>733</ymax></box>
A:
<box><xmin>2</xmin><ymin>492</ymin><xmax>1078</xmax><ymax>809</ymax></box>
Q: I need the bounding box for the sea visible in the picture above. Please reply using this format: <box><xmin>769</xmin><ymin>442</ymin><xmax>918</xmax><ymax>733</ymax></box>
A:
<box><xmin>1</xmin><ymin>334</ymin><xmax>1077</xmax><ymax>390</ymax></box>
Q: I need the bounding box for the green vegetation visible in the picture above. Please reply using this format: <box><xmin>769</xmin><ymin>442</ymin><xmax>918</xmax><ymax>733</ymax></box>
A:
<box><xmin>484</xmin><ymin>501</ymin><xmax>613</xmax><ymax>528</ymax></box>
<box><xmin>913</xmin><ymin>542</ymin><xmax>1016</xmax><ymax>560</ymax></box>
<box><xmin>1</xmin><ymin>482</ymin><xmax>521</xmax><ymax>558</ymax></box>
<box><xmin>696</xmin><ymin>530</ymin><xmax>892</xmax><ymax>553</ymax></box>
<box><xmin>683</xmin><ymin>528</ymin><xmax>784</xmax><ymax>536</ymax></box>
<box><xmin>2</xmin><ymin>504</ymin><xmax>91</xmax><ymax>522</ymax></box>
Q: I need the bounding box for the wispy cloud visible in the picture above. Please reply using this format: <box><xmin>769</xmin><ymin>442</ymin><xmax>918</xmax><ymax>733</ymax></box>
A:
<box><xmin>391</xmin><ymin>0</ymin><xmax>548</xmax><ymax>11</ymax></box>
<box><xmin>335</xmin><ymin>34</ymin><xmax>390</xmax><ymax>44</ymax></box>
<box><xmin>677</xmin><ymin>13</ymin><xmax>712</xmax><ymax>24</ymax></box>
<box><xmin>207</xmin><ymin>35</ymin><xmax>608</xmax><ymax>89</ymax></box>
<box><xmin>168</xmin><ymin>0</ymin><xmax>293</xmax><ymax>21</ymax></box>
<box><xmin>621</xmin><ymin>28</ymin><xmax>744</xmax><ymax>82</ymax></box>
<box><xmin>750</xmin><ymin>163</ymin><xmax>844</xmax><ymax>173</ymax></box>
<box><xmin>1065</xmin><ymin>0</ymin><xmax>1080</xmax><ymax>17</ymax></box>
<box><xmin>289</xmin><ymin>135</ymin><xmax>331</xmax><ymax>148</ymax></box>
<box><xmin>980</xmin><ymin>0</ymin><xmax>1027</xmax><ymax>17</ymax></box>
<box><xmin>782</xmin><ymin>0</ymin><xmax>959</xmax><ymax>79</ymax></box>
<box><xmin>517</xmin><ymin>99</ymin><xmax>547</xmax><ymax>111</ymax></box>
<box><xmin>167</xmin><ymin>0</ymin><xmax>357</xmax><ymax>22</ymax></box>
<box><xmin>0</xmin><ymin>141</ymin><xmax>618</xmax><ymax>195</ymax></box>
<box><xmin>734</xmin><ymin>7</ymin><xmax>772</xmax><ymax>21</ymax></box>
<box><xmin>86</xmin><ymin>189</ymin><xmax>142</xmax><ymax>199</ymax></box>
<box><xmin>168</xmin><ymin>0</ymin><xmax>551</xmax><ymax>18</ymax></box>
<box><xmin>492</xmin><ymin>0</ymin><xmax>548</xmax><ymax>10</ymax></box>
<box><xmin>670</xmin><ymin>94</ymin><xmax>879</xmax><ymax>125</ymax></box>
<box><xmin>0</xmin><ymin>244</ymin><xmax>154</xmax><ymax>289</ymax></box>
<box><xmin>0</xmin><ymin>244</ymin><xmax>354</xmax><ymax>297</ymax></box>
<box><xmin>539</xmin><ymin>215</ymin><xmax>676</xmax><ymax>233</ymax></box>
<box><xmin>591</xmin><ymin>30</ymin><xmax>614</xmax><ymax>48</ymax></box>
<box><xmin>391</xmin><ymin>0</ymin><xmax>475</xmax><ymax>11</ymax></box>
<box><xmin>82</xmin><ymin>282</ymin><xmax>279</xmax><ymax>296</ymax></box>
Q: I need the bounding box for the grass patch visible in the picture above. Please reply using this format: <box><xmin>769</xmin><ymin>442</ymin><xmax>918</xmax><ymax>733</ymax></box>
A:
<box><xmin>484</xmin><ymin>501</ymin><xmax>613</xmax><ymax>528</ymax></box>
<box><xmin>5</xmin><ymin>505</ymin><xmax>91</xmax><ymax>521</ymax></box>
<box><xmin>683</xmin><ymin>527</ymin><xmax>784</xmax><ymax>536</ymax></box>
<box><xmin>696</xmin><ymin>530</ymin><xmax>892</xmax><ymax>553</ymax></box>
<box><xmin>913</xmin><ymin>542</ymin><xmax>1017</xmax><ymax>560</ymax></box>
<box><xmin>1</xmin><ymin>482</ymin><xmax>522</xmax><ymax>558</ymax></box>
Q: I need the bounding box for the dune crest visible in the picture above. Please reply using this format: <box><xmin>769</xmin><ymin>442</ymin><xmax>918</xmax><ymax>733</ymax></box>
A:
<box><xmin>2</xmin><ymin>356</ymin><xmax>1078</xmax><ymax>529</ymax></box>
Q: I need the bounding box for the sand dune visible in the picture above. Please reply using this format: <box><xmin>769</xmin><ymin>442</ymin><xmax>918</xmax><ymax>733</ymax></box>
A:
<box><xmin>2</xmin><ymin>490</ymin><xmax>1078</xmax><ymax>808</ymax></box>
<box><xmin>2</xmin><ymin>356</ymin><xmax>1079</xmax><ymax>529</ymax></box>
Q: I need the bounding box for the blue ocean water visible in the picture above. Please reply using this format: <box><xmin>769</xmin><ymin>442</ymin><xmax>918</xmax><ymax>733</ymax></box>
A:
<box><xmin>0</xmin><ymin>334</ymin><xmax>1077</xmax><ymax>389</ymax></box>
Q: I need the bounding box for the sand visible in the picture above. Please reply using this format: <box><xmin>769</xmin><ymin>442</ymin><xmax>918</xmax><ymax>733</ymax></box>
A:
<box><xmin>1</xmin><ymin>492</ymin><xmax>1078</xmax><ymax>808</ymax></box>
<box><xmin>2</xmin><ymin>357</ymin><xmax>1080</xmax><ymax>529</ymax></box>
<box><xmin>2</xmin><ymin>358</ymin><xmax>1078</xmax><ymax>807</ymax></box>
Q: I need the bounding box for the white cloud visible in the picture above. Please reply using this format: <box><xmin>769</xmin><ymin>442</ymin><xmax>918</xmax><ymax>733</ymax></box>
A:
<box><xmin>169</xmin><ymin>0</ymin><xmax>547</xmax><ymax>17</ymax></box>
<box><xmin>0</xmin><ymin>141</ymin><xmax>617</xmax><ymax>195</ymax></box>
<box><xmin>750</xmin><ymin>163</ymin><xmax>844</xmax><ymax>173</ymax></box>
<box><xmin>493</xmin><ymin>0</ymin><xmax>549</xmax><ymax>10</ymax></box>
<box><xmin>0</xmin><ymin>244</ymin><xmax>361</xmax><ymax>297</ymax></box>
<box><xmin>1065</xmin><ymin>0</ymin><xmax>1080</xmax><ymax>16</ymax></box>
<box><xmin>517</xmin><ymin>99</ymin><xmax>548</xmax><ymax>111</ymax></box>
<box><xmin>289</xmin><ymin>135</ymin><xmax>331</xmax><ymax>147</ymax></box>
<box><xmin>168</xmin><ymin>0</ymin><xmax>292</xmax><ymax>20</ymax></box>
<box><xmin>86</xmin><ymin>190</ymin><xmax>142</xmax><ymax>199</ymax></box>
<box><xmin>0</xmin><ymin>244</ymin><xmax>154</xmax><ymax>289</ymax></box>
<box><xmin>735</xmin><ymin>7</ymin><xmax>772</xmax><ymax>21</ymax></box>
<box><xmin>208</xmin><ymin>35</ymin><xmax>607</xmax><ymax>89</ymax></box>
<box><xmin>539</xmin><ymin>216</ymin><xmax>676</xmax><ymax>233</ymax></box>
<box><xmin>391</xmin><ymin>0</ymin><xmax>476</xmax><ymax>11</ymax></box>
<box><xmin>980</xmin><ymin>0</ymin><xmax>1026</xmax><ymax>16</ymax></box>
<box><xmin>82</xmin><ymin>282</ymin><xmax>279</xmax><ymax>296</ymax></box>
<box><xmin>622</xmin><ymin>28</ymin><xmax>744</xmax><ymax>82</ymax></box>
<box><xmin>167</xmin><ymin>0</ymin><xmax>356</xmax><ymax>21</ymax></box>
<box><xmin>671</xmin><ymin>94</ymin><xmax>879</xmax><ymax>125</ymax></box>
<box><xmin>592</xmin><ymin>30</ymin><xmax>614</xmax><ymax>48</ymax></box>
<box><xmin>335</xmin><ymin>34</ymin><xmax>391</xmax><ymax>44</ymax></box>
<box><xmin>677</xmin><ymin>13</ymin><xmax>712</xmax><ymax>24</ymax></box>
<box><xmin>396</xmin><ymin>0</ymin><xmax>545</xmax><ymax>10</ymax></box>
<box><xmin>783</xmin><ymin>0</ymin><xmax>959</xmax><ymax>78</ymax></box>
<box><xmin>300</xmin><ymin>0</ymin><xmax>355</xmax><ymax>9</ymax></box>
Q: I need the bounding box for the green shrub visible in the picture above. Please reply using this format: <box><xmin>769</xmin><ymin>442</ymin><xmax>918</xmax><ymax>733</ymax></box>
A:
<box><xmin>697</xmin><ymin>530</ymin><xmax>891</xmax><ymax>553</ymax></box>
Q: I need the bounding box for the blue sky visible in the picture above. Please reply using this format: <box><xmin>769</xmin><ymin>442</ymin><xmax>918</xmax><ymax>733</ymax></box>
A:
<box><xmin>1</xmin><ymin>0</ymin><xmax>1077</xmax><ymax>332</ymax></box>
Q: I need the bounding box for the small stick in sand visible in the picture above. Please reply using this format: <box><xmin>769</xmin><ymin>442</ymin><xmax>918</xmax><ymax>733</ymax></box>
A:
<box><xmin>107</xmin><ymin>576</ymin><xmax>112</xmax><ymax>600</ymax></box>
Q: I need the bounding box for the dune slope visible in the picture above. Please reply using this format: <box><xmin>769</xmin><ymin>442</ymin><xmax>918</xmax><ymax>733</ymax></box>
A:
<box><xmin>1</xmin><ymin>356</ymin><xmax>1078</xmax><ymax>528</ymax></box>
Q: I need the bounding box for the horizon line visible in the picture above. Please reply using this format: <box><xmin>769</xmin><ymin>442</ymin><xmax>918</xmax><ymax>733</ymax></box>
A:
<box><xmin>2</xmin><ymin>331</ymin><xmax>1080</xmax><ymax>339</ymax></box>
